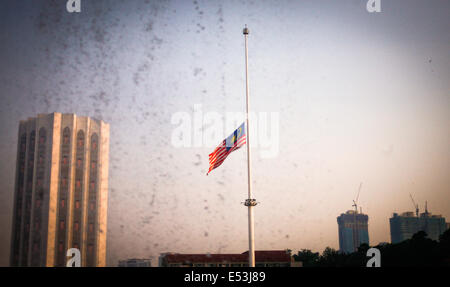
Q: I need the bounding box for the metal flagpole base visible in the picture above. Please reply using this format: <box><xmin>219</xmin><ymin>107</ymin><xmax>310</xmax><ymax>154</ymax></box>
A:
<box><xmin>244</xmin><ymin>199</ymin><xmax>258</xmax><ymax>206</ymax></box>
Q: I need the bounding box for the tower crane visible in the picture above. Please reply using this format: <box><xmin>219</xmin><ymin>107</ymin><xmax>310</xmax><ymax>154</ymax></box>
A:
<box><xmin>352</xmin><ymin>182</ymin><xmax>362</xmax><ymax>214</ymax></box>
<box><xmin>409</xmin><ymin>193</ymin><xmax>419</xmax><ymax>217</ymax></box>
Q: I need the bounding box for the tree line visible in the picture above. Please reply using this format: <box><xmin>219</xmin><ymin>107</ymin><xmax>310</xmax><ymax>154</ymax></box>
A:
<box><xmin>293</xmin><ymin>229</ymin><xmax>450</xmax><ymax>267</ymax></box>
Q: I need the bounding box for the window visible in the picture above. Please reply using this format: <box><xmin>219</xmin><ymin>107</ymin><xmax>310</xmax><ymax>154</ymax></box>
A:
<box><xmin>60</xmin><ymin>199</ymin><xmax>65</xmax><ymax>208</ymax></box>
<box><xmin>59</xmin><ymin>242</ymin><xmax>63</xmax><ymax>252</ymax></box>
<box><xmin>59</xmin><ymin>220</ymin><xmax>65</xmax><ymax>230</ymax></box>
<box><xmin>74</xmin><ymin>221</ymin><xmax>79</xmax><ymax>231</ymax></box>
<box><xmin>76</xmin><ymin>180</ymin><xmax>81</xmax><ymax>188</ymax></box>
<box><xmin>91</xmin><ymin>162</ymin><xmax>96</xmax><ymax>169</ymax></box>
<box><xmin>63</xmin><ymin>156</ymin><xmax>68</xmax><ymax>165</ymax></box>
<box><xmin>90</xmin><ymin>202</ymin><xmax>95</xmax><ymax>211</ymax></box>
<box><xmin>62</xmin><ymin>178</ymin><xmax>67</xmax><ymax>187</ymax></box>
<box><xmin>30</xmin><ymin>138</ymin><xmax>35</xmax><ymax>146</ymax></box>
<box><xmin>89</xmin><ymin>223</ymin><xmax>94</xmax><ymax>233</ymax></box>
<box><xmin>75</xmin><ymin>200</ymin><xmax>80</xmax><ymax>209</ymax></box>
<box><xmin>35</xmin><ymin>222</ymin><xmax>40</xmax><ymax>231</ymax></box>
<box><xmin>35</xmin><ymin>199</ymin><xmax>41</xmax><ymax>208</ymax></box>
<box><xmin>63</xmin><ymin>128</ymin><xmax>70</xmax><ymax>143</ymax></box>
<box><xmin>77</xmin><ymin>159</ymin><xmax>82</xmax><ymax>168</ymax></box>
<box><xmin>37</xmin><ymin>189</ymin><xmax>44</xmax><ymax>200</ymax></box>
<box><xmin>88</xmin><ymin>244</ymin><xmax>94</xmax><ymax>254</ymax></box>
<box><xmin>39</xmin><ymin>128</ymin><xmax>46</xmax><ymax>144</ymax></box>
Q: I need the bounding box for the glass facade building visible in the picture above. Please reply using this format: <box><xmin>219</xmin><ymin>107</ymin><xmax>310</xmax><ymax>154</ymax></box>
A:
<box><xmin>337</xmin><ymin>210</ymin><xmax>369</xmax><ymax>254</ymax></box>
<box><xmin>390</xmin><ymin>210</ymin><xmax>447</xmax><ymax>244</ymax></box>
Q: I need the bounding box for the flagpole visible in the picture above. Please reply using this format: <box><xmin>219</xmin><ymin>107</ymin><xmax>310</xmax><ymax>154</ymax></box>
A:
<box><xmin>243</xmin><ymin>25</ymin><xmax>257</xmax><ymax>267</ymax></box>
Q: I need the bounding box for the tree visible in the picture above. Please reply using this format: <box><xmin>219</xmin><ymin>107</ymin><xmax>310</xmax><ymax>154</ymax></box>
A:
<box><xmin>411</xmin><ymin>230</ymin><xmax>428</xmax><ymax>241</ymax></box>
<box><xmin>357</xmin><ymin>243</ymin><xmax>370</xmax><ymax>254</ymax></box>
<box><xmin>439</xmin><ymin>228</ymin><xmax>450</xmax><ymax>245</ymax></box>
<box><xmin>318</xmin><ymin>247</ymin><xmax>342</xmax><ymax>267</ymax></box>
<box><xmin>293</xmin><ymin>249</ymin><xmax>319</xmax><ymax>267</ymax></box>
<box><xmin>439</xmin><ymin>229</ymin><xmax>450</xmax><ymax>266</ymax></box>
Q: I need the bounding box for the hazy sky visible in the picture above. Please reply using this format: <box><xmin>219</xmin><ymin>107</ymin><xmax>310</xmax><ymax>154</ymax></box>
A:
<box><xmin>0</xmin><ymin>0</ymin><xmax>449</xmax><ymax>266</ymax></box>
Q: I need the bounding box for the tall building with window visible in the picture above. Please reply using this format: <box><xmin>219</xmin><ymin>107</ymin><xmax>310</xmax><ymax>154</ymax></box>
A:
<box><xmin>390</xmin><ymin>209</ymin><xmax>447</xmax><ymax>244</ymax></box>
<box><xmin>9</xmin><ymin>113</ymin><xmax>109</xmax><ymax>267</ymax></box>
<box><xmin>337</xmin><ymin>210</ymin><xmax>369</xmax><ymax>254</ymax></box>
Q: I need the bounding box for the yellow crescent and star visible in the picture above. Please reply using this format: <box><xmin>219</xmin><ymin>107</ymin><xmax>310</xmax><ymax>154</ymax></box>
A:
<box><xmin>231</xmin><ymin>127</ymin><xmax>242</xmax><ymax>145</ymax></box>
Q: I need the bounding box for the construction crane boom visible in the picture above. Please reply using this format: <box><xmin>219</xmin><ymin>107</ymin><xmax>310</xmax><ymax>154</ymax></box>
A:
<box><xmin>409</xmin><ymin>193</ymin><xmax>419</xmax><ymax>217</ymax></box>
<box><xmin>352</xmin><ymin>182</ymin><xmax>363</xmax><ymax>213</ymax></box>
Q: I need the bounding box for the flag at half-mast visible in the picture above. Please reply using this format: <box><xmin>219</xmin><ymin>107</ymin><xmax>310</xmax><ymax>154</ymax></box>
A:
<box><xmin>207</xmin><ymin>122</ymin><xmax>246</xmax><ymax>175</ymax></box>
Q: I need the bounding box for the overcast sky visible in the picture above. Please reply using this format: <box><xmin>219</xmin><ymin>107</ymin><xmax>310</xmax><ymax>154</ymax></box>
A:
<box><xmin>0</xmin><ymin>0</ymin><xmax>449</xmax><ymax>266</ymax></box>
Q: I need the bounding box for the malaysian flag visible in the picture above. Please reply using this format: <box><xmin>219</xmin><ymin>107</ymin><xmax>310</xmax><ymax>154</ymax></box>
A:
<box><xmin>207</xmin><ymin>122</ymin><xmax>247</xmax><ymax>175</ymax></box>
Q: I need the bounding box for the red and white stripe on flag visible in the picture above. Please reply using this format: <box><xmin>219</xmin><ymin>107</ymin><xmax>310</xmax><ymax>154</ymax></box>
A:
<box><xmin>207</xmin><ymin>123</ymin><xmax>246</xmax><ymax>175</ymax></box>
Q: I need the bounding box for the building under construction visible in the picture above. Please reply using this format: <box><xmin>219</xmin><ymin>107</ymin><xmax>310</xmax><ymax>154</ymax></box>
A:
<box><xmin>337</xmin><ymin>210</ymin><xmax>369</xmax><ymax>254</ymax></box>
<box><xmin>337</xmin><ymin>183</ymin><xmax>369</xmax><ymax>254</ymax></box>
<box><xmin>390</xmin><ymin>207</ymin><xmax>447</xmax><ymax>244</ymax></box>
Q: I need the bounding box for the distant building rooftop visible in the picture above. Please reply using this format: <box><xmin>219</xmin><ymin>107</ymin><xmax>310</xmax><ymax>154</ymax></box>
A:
<box><xmin>118</xmin><ymin>258</ymin><xmax>151</xmax><ymax>267</ymax></box>
<box><xmin>393</xmin><ymin>211</ymin><xmax>444</xmax><ymax>218</ymax></box>
<box><xmin>159</xmin><ymin>250</ymin><xmax>292</xmax><ymax>267</ymax></box>
<box><xmin>400</xmin><ymin>212</ymin><xmax>415</xmax><ymax>217</ymax></box>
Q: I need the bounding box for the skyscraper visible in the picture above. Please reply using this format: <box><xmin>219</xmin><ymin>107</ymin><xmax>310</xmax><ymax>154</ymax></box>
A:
<box><xmin>337</xmin><ymin>210</ymin><xmax>369</xmax><ymax>254</ymax></box>
<box><xmin>390</xmin><ymin>208</ymin><xmax>447</xmax><ymax>244</ymax></box>
<box><xmin>10</xmin><ymin>113</ymin><xmax>109</xmax><ymax>267</ymax></box>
